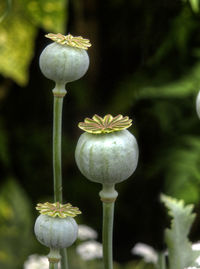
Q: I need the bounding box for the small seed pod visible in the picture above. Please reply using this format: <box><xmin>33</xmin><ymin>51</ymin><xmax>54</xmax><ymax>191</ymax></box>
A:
<box><xmin>196</xmin><ymin>90</ymin><xmax>200</xmax><ymax>119</ymax></box>
<box><xmin>75</xmin><ymin>114</ymin><xmax>139</xmax><ymax>185</ymax></box>
<box><xmin>34</xmin><ymin>202</ymin><xmax>81</xmax><ymax>250</ymax></box>
<box><xmin>35</xmin><ymin>214</ymin><xmax>78</xmax><ymax>249</ymax></box>
<box><xmin>39</xmin><ymin>33</ymin><xmax>91</xmax><ymax>84</ymax></box>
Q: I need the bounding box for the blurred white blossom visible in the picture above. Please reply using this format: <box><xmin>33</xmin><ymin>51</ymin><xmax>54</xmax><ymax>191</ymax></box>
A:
<box><xmin>76</xmin><ymin>240</ymin><xmax>103</xmax><ymax>260</ymax></box>
<box><xmin>131</xmin><ymin>243</ymin><xmax>158</xmax><ymax>264</ymax></box>
<box><xmin>192</xmin><ymin>242</ymin><xmax>200</xmax><ymax>251</ymax></box>
<box><xmin>192</xmin><ymin>242</ymin><xmax>200</xmax><ymax>266</ymax></box>
<box><xmin>78</xmin><ymin>224</ymin><xmax>98</xmax><ymax>241</ymax></box>
<box><xmin>24</xmin><ymin>254</ymin><xmax>60</xmax><ymax>269</ymax></box>
<box><xmin>184</xmin><ymin>267</ymin><xmax>200</xmax><ymax>269</ymax></box>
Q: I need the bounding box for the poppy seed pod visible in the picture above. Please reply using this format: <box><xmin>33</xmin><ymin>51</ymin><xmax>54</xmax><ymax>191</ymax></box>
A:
<box><xmin>34</xmin><ymin>202</ymin><xmax>81</xmax><ymax>250</ymax></box>
<box><xmin>39</xmin><ymin>33</ymin><xmax>91</xmax><ymax>84</ymax></box>
<box><xmin>75</xmin><ymin>114</ymin><xmax>139</xmax><ymax>185</ymax></box>
<box><xmin>34</xmin><ymin>214</ymin><xmax>78</xmax><ymax>249</ymax></box>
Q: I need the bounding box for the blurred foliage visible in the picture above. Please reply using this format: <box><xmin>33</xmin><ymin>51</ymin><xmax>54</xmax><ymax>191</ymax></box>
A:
<box><xmin>0</xmin><ymin>0</ymin><xmax>12</xmax><ymax>23</ymax></box>
<box><xmin>164</xmin><ymin>136</ymin><xmax>200</xmax><ymax>203</ymax></box>
<box><xmin>67</xmin><ymin>246</ymin><xmax>156</xmax><ymax>269</ymax></box>
<box><xmin>121</xmin><ymin>261</ymin><xmax>156</xmax><ymax>269</ymax></box>
<box><xmin>187</xmin><ymin>0</ymin><xmax>200</xmax><ymax>12</ymax></box>
<box><xmin>0</xmin><ymin>0</ymin><xmax>67</xmax><ymax>85</ymax></box>
<box><xmin>0</xmin><ymin>179</ymin><xmax>34</xmax><ymax>269</ymax></box>
<box><xmin>161</xmin><ymin>194</ymin><xmax>200</xmax><ymax>269</ymax></box>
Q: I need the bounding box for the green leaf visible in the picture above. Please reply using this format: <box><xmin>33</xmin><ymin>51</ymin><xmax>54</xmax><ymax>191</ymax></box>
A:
<box><xmin>161</xmin><ymin>194</ymin><xmax>200</xmax><ymax>269</ymax></box>
<box><xmin>0</xmin><ymin>15</ymin><xmax>37</xmax><ymax>85</ymax></box>
<box><xmin>0</xmin><ymin>179</ymin><xmax>34</xmax><ymax>269</ymax></box>
<box><xmin>0</xmin><ymin>0</ymin><xmax>12</xmax><ymax>23</ymax></box>
<box><xmin>164</xmin><ymin>136</ymin><xmax>200</xmax><ymax>204</ymax></box>
<box><xmin>189</xmin><ymin>0</ymin><xmax>199</xmax><ymax>12</ymax></box>
<box><xmin>21</xmin><ymin>0</ymin><xmax>67</xmax><ymax>33</ymax></box>
<box><xmin>0</xmin><ymin>0</ymin><xmax>67</xmax><ymax>85</ymax></box>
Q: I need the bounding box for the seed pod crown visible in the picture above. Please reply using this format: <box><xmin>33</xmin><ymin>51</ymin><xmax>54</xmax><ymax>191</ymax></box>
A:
<box><xmin>78</xmin><ymin>114</ymin><xmax>132</xmax><ymax>134</ymax></box>
<box><xmin>36</xmin><ymin>202</ymin><xmax>81</xmax><ymax>218</ymax></box>
<box><xmin>46</xmin><ymin>33</ymin><xmax>91</xmax><ymax>50</ymax></box>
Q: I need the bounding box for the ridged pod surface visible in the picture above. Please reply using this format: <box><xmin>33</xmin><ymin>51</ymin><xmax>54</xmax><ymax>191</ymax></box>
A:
<box><xmin>34</xmin><ymin>214</ymin><xmax>78</xmax><ymax>249</ymax></box>
<box><xmin>39</xmin><ymin>42</ymin><xmax>89</xmax><ymax>84</ymax></box>
<box><xmin>75</xmin><ymin>129</ymin><xmax>139</xmax><ymax>185</ymax></box>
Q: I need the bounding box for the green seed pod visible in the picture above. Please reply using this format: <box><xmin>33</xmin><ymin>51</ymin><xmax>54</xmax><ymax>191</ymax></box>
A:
<box><xmin>75</xmin><ymin>114</ymin><xmax>139</xmax><ymax>185</ymax></box>
<box><xmin>34</xmin><ymin>202</ymin><xmax>81</xmax><ymax>249</ymax></box>
<box><xmin>196</xmin><ymin>90</ymin><xmax>200</xmax><ymax>119</ymax></box>
<box><xmin>39</xmin><ymin>33</ymin><xmax>91</xmax><ymax>84</ymax></box>
<box><xmin>35</xmin><ymin>214</ymin><xmax>78</xmax><ymax>249</ymax></box>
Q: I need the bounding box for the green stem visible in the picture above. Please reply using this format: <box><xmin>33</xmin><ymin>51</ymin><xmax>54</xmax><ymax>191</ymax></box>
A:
<box><xmin>49</xmin><ymin>262</ymin><xmax>59</xmax><ymax>269</ymax></box>
<box><xmin>53</xmin><ymin>95</ymin><xmax>64</xmax><ymax>203</ymax></box>
<box><xmin>60</xmin><ymin>248</ymin><xmax>69</xmax><ymax>269</ymax></box>
<box><xmin>102</xmin><ymin>201</ymin><xmax>115</xmax><ymax>269</ymax></box>
<box><xmin>52</xmin><ymin>84</ymin><xmax>68</xmax><ymax>269</ymax></box>
<box><xmin>99</xmin><ymin>184</ymin><xmax>118</xmax><ymax>269</ymax></box>
<box><xmin>157</xmin><ymin>252</ymin><xmax>166</xmax><ymax>269</ymax></box>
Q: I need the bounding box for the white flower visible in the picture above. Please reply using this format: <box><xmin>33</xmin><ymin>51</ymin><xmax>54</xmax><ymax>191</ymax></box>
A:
<box><xmin>76</xmin><ymin>240</ymin><xmax>103</xmax><ymax>260</ymax></box>
<box><xmin>196</xmin><ymin>90</ymin><xmax>200</xmax><ymax>119</ymax></box>
<box><xmin>196</xmin><ymin>257</ymin><xmax>200</xmax><ymax>266</ymax></box>
<box><xmin>131</xmin><ymin>243</ymin><xmax>158</xmax><ymax>264</ymax></box>
<box><xmin>192</xmin><ymin>242</ymin><xmax>200</xmax><ymax>266</ymax></box>
<box><xmin>24</xmin><ymin>254</ymin><xmax>61</xmax><ymax>269</ymax></box>
<box><xmin>192</xmin><ymin>242</ymin><xmax>200</xmax><ymax>251</ymax></box>
<box><xmin>78</xmin><ymin>224</ymin><xmax>98</xmax><ymax>241</ymax></box>
<box><xmin>184</xmin><ymin>267</ymin><xmax>200</xmax><ymax>269</ymax></box>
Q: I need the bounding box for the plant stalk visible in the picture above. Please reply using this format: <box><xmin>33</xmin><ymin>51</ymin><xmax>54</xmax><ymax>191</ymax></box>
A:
<box><xmin>52</xmin><ymin>84</ymin><xmax>68</xmax><ymax>269</ymax></box>
<box><xmin>49</xmin><ymin>262</ymin><xmax>59</xmax><ymax>269</ymax></box>
<box><xmin>53</xmin><ymin>95</ymin><xmax>64</xmax><ymax>203</ymax></box>
<box><xmin>102</xmin><ymin>201</ymin><xmax>115</xmax><ymax>269</ymax></box>
<box><xmin>157</xmin><ymin>252</ymin><xmax>166</xmax><ymax>269</ymax></box>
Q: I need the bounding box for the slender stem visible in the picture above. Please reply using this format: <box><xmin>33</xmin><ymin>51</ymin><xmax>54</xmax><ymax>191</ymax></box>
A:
<box><xmin>53</xmin><ymin>95</ymin><xmax>64</xmax><ymax>203</ymax></box>
<box><xmin>157</xmin><ymin>252</ymin><xmax>166</xmax><ymax>269</ymax></box>
<box><xmin>99</xmin><ymin>184</ymin><xmax>118</xmax><ymax>269</ymax></box>
<box><xmin>102</xmin><ymin>201</ymin><xmax>115</xmax><ymax>269</ymax></box>
<box><xmin>49</xmin><ymin>262</ymin><xmax>59</xmax><ymax>269</ymax></box>
<box><xmin>52</xmin><ymin>84</ymin><xmax>68</xmax><ymax>269</ymax></box>
<box><xmin>60</xmin><ymin>248</ymin><xmax>69</xmax><ymax>269</ymax></box>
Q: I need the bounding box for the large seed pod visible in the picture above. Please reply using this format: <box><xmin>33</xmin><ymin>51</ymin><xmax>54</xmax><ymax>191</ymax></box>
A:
<box><xmin>34</xmin><ymin>214</ymin><xmax>78</xmax><ymax>249</ymax></box>
<box><xmin>39</xmin><ymin>33</ymin><xmax>91</xmax><ymax>84</ymax></box>
<box><xmin>75</xmin><ymin>115</ymin><xmax>139</xmax><ymax>185</ymax></box>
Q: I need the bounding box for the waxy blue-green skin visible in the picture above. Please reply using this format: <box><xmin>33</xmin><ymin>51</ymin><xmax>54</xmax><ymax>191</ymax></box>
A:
<box><xmin>39</xmin><ymin>42</ymin><xmax>89</xmax><ymax>84</ymax></box>
<box><xmin>75</xmin><ymin>129</ymin><xmax>139</xmax><ymax>185</ymax></box>
<box><xmin>34</xmin><ymin>214</ymin><xmax>78</xmax><ymax>249</ymax></box>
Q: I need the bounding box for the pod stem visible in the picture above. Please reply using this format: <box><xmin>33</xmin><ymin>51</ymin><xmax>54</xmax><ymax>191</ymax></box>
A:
<box><xmin>52</xmin><ymin>83</ymin><xmax>68</xmax><ymax>269</ymax></box>
<box><xmin>48</xmin><ymin>248</ymin><xmax>61</xmax><ymax>269</ymax></box>
<box><xmin>157</xmin><ymin>252</ymin><xmax>166</xmax><ymax>269</ymax></box>
<box><xmin>102</xmin><ymin>201</ymin><xmax>115</xmax><ymax>269</ymax></box>
<box><xmin>100</xmin><ymin>184</ymin><xmax>118</xmax><ymax>269</ymax></box>
<box><xmin>49</xmin><ymin>262</ymin><xmax>59</xmax><ymax>269</ymax></box>
<box><xmin>60</xmin><ymin>248</ymin><xmax>69</xmax><ymax>269</ymax></box>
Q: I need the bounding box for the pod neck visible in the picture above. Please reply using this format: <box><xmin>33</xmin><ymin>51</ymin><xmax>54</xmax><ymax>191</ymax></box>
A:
<box><xmin>52</xmin><ymin>83</ymin><xmax>67</xmax><ymax>98</ymax></box>
<box><xmin>99</xmin><ymin>184</ymin><xmax>118</xmax><ymax>203</ymax></box>
<box><xmin>48</xmin><ymin>248</ymin><xmax>61</xmax><ymax>263</ymax></box>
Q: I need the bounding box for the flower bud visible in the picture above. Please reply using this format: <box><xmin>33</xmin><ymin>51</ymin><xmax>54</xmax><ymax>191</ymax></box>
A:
<box><xmin>39</xmin><ymin>33</ymin><xmax>91</xmax><ymax>84</ymax></box>
<box><xmin>75</xmin><ymin>114</ymin><xmax>139</xmax><ymax>185</ymax></box>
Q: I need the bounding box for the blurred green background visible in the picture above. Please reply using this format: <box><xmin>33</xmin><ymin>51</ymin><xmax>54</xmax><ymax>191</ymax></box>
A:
<box><xmin>0</xmin><ymin>0</ymin><xmax>200</xmax><ymax>268</ymax></box>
